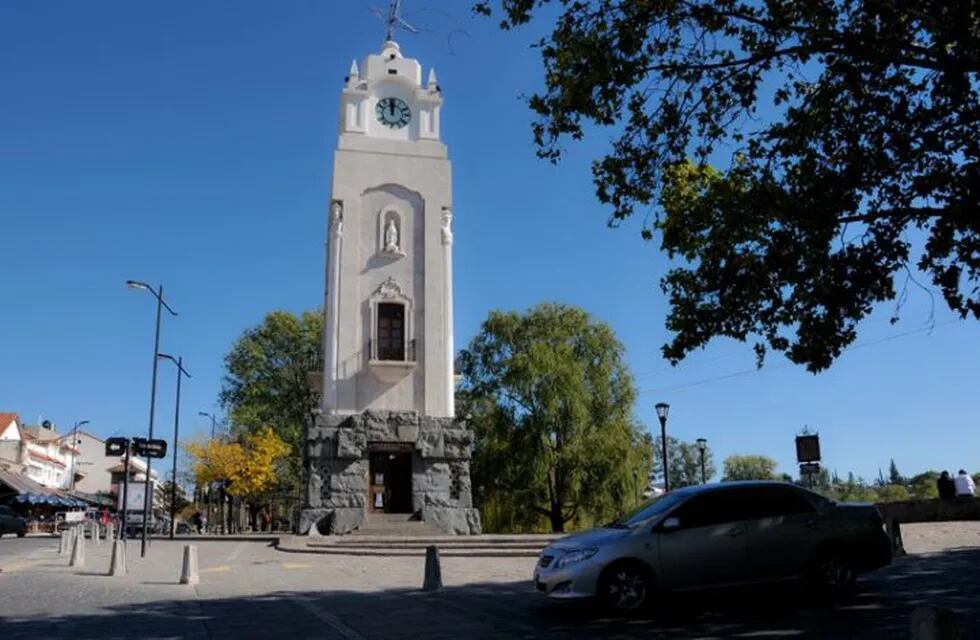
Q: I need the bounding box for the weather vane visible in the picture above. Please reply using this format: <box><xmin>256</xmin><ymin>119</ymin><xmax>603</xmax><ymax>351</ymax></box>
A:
<box><xmin>372</xmin><ymin>0</ymin><xmax>419</xmax><ymax>42</ymax></box>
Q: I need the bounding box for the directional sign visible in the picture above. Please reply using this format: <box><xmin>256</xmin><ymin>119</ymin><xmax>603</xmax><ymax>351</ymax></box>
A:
<box><xmin>132</xmin><ymin>437</ymin><xmax>168</xmax><ymax>459</ymax></box>
<box><xmin>105</xmin><ymin>437</ymin><xmax>130</xmax><ymax>457</ymax></box>
<box><xmin>795</xmin><ymin>434</ymin><xmax>821</xmax><ymax>463</ymax></box>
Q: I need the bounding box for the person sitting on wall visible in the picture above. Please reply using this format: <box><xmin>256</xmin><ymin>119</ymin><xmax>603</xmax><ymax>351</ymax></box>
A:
<box><xmin>953</xmin><ymin>469</ymin><xmax>976</xmax><ymax>497</ymax></box>
<box><xmin>937</xmin><ymin>471</ymin><xmax>957</xmax><ymax>499</ymax></box>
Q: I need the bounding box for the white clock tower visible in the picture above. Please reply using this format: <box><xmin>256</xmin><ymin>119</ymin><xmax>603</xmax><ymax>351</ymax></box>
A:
<box><xmin>322</xmin><ymin>38</ymin><xmax>454</xmax><ymax>418</ymax></box>
<box><xmin>302</xmin><ymin>26</ymin><xmax>479</xmax><ymax>536</ymax></box>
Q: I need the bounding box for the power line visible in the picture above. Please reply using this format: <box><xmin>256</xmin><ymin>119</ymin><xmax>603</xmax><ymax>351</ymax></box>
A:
<box><xmin>640</xmin><ymin>319</ymin><xmax>963</xmax><ymax>395</ymax></box>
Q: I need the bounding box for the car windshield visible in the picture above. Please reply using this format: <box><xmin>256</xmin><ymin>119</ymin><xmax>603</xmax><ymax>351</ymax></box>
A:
<box><xmin>609</xmin><ymin>491</ymin><xmax>691</xmax><ymax>527</ymax></box>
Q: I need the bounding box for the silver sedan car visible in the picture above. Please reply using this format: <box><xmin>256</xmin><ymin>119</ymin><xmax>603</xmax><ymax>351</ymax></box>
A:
<box><xmin>534</xmin><ymin>481</ymin><xmax>891</xmax><ymax>612</ymax></box>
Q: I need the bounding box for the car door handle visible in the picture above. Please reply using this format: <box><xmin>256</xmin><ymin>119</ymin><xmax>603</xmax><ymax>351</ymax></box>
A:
<box><xmin>804</xmin><ymin>519</ymin><xmax>819</xmax><ymax>528</ymax></box>
<box><xmin>727</xmin><ymin>527</ymin><xmax>744</xmax><ymax>537</ymax></box>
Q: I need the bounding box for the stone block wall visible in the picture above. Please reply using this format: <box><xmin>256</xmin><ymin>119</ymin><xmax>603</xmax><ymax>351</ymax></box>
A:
<box><xmin>300</xmin><ymin>410</ymin><xmax>481</xmax><ymax>535</ymax></box>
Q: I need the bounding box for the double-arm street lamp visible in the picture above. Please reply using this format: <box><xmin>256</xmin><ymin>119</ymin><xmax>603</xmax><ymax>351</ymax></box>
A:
<box><xmin>158</xmin><ymin>353</ymin><xmax>190</xmax><ymax>540</ymax></box>
<box><xmin>655</xmin><ymin>402</ymin><xmax>670</xmax><ymax>493</ymax></box>
<box><xmin>127</xmin><ymin>280</ymin><xmax>178</xmax><ymax>557</ymax></box>
<box><xmin>696</xmin><ymin>438</ymin><xmax>708</xmax><ymax>484</ymax></box>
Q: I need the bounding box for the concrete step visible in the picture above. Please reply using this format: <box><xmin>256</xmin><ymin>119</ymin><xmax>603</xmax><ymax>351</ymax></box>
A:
<box><xmin>312</xmin><ymin>540</ymin><xmax>547</xmax><ymax>550</ymax></box>
<box><xmin>282</xmin><ymin>545</ymin><xmax>541</xmax><ymax>558</ymax></box>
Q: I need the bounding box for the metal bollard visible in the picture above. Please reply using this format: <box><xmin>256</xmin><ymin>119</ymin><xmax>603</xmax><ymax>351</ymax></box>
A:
<box><xmin>58</xmin><ymin>530</ymin><xmax>67</xmax><ymax>555</ymax></box>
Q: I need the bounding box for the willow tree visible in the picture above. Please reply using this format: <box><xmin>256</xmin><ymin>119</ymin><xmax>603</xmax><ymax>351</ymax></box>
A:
<box><xmin>459</xmin><ymin>303</ymin><xmax>652</xmax><ymax>533</ymax></box>
<box><xmin>477</xmin><ymin>0</ymin><xmax>980</xmax><ymax>372</ymax></box>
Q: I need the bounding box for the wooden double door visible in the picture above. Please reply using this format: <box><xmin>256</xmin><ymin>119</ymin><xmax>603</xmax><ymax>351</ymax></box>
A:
<box><xmin>368</xmin><ymin>450</ymin><xmax>413</xmax><ymax>513</ymax></box>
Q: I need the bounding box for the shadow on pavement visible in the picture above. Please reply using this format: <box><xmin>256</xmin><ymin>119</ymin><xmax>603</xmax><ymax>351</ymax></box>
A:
<box><xmin>0</xmin><ymin>548</ymin><xmax>976</xmax><ymax>639</ymax></box>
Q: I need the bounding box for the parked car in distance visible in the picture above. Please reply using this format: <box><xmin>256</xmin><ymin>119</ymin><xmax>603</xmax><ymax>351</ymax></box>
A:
<box><xmin>0</xmin><ymin>505</ymin><xmax>28</xmax><ymax>538</ymax></box>
<box><xmin>534</xmin><ymin>481</ymin><xmax>892</xmax><ymax>613</ymax></box>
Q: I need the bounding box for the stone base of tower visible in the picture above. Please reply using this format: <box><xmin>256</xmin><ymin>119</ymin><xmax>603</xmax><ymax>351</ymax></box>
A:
<box><xmin>300</xmin><ymin>410</ymin><xmax>482</xmax><ymax>536</ymax></box>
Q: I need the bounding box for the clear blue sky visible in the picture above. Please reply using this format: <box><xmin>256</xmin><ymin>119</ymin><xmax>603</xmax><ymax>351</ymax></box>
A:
<box><xmin>1</xmin><ymin>1</ymin><xmax>977</xmax><ymax>484</ymax></box>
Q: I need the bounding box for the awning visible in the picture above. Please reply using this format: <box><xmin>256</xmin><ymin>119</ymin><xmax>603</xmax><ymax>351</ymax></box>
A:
<box><xmin>0</xmin><ymin>468</ymin><xmax>87</xmax><ymax>507</ymax></box>
<box><xmin>0</xmin><ymin>467</ymin><xmax>53</xmax><ymax>497</ymax></box>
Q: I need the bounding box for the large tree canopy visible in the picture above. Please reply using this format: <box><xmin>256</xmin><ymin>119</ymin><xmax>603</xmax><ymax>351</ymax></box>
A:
<box><xmin>477</xmin><ymin>0</ymin><xmax>980</xmax><ymax>371</ymax></box>
<box><xmin>219</xmin><ymin>309</ymin><xmax>322</xmax><ymax>492</ymax></box>
<box><xmin>459</xmin><ymin>303</ymin><xmax>652</xmax><ymax>532</ymax></box>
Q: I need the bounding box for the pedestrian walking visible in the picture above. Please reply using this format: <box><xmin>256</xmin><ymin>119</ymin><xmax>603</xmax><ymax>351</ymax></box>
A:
<box><xmin>953</xmin><ymin>469</ymin><xmax>976</xmax><ymax>497</ymax></box>
<box><xmin>937</xmin><ymin>471</ymin><xmax>957</xmax><ymax>499</ymax></box>
<box><xmin>191</xmin><ymin>510</ymin><xmax>203</xmax><ymax>534</ymax></box>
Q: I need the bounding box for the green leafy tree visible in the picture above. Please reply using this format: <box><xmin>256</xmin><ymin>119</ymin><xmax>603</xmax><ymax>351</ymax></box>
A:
<box><xmin>877</xmin><ymin>484</ymin><xmax>912</xmax><ymax>503</ymax></box>
<box><xmin>722</xmin><ymin>455</ymin><xmax>778</xmax><ymax>482</ymax></box>
<box><xmin>908</xmin><ymin>471</ymin><xmax>940</xmax><ymax>500</ymax></box>
<box><xmin>888</xmin><ymin>459</ymin><xmax>905</xmax><ymax>486</ymax></box>
<box><xmin>650</xmin><ymin>436</ymin><xmax>717</xmax><ymax>488</ymax></box>
<box><xmin>219</xmin><ymin>309</ymin><xmax>322</xmax><ymax>494</ymax></box>
<box><xmin>459</xmin><ymin>303</ymin><xmax>652</xmax><ymax>533</ymax></box>
<box><xmin>477</xmin><ymin>1</ymin><xmax>980</xmax><ymax>372</ymax></box>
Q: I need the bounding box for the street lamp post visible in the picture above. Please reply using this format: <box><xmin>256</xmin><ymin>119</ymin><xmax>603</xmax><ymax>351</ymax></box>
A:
<box><xmin>696</xmin><ymin>438</ymin><xmax>708</xmax><ymax>484</ymax></box>
<box><xmin>198</xmin><ymin>411</ymin><xmax>217</xmax><ymax>439</ymax></box>
<box><xmin>198</xmin><ymin>411</ymin><xmax>218</xmax><ymax>533</ymax></box>
<box><xmin>67</xmin><ymin>420</ymin><xmax>89</xmax><ymax>492</ymax></box>
<box><xmin>655</xmin><ymin>402</ymin><xmax>671</xmax><ymax>493</ymax></box>
<box><xmin>127</xmin><ymin>280</ymin><xmax>178</xmax><ymax>557</ymax></box>
<box><xmin>158</xmin><ymin>353</ymin><xmax>190</xmax><ymax>540</ymax></box>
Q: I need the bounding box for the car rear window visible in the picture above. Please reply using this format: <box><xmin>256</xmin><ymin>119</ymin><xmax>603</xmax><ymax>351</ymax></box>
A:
<box><xmin>0</xmin><ymin>505</ymin><xmax>14</xmax><ymax>516</ymax></box>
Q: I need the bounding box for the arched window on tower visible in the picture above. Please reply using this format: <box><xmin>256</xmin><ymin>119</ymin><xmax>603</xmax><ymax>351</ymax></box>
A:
<box><xmin>376</xmin><ymin>302</ymin><xmax>406</xmax><ymax>361</ymax></box>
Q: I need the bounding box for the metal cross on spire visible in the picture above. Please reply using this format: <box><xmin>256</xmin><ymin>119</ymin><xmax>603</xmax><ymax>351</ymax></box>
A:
<box><xmin>372</xmin><ymin>0</ymin><xmax>419</xmax><ymax>42</ymax></box>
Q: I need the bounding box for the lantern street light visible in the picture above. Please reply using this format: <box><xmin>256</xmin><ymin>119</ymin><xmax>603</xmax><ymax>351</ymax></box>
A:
<box><xmin>127</xmin><ymin>280</ymin><xmax>178</xmax><ymax>557</ymax></box>
<box><xmin>157</xmin><ymin>353</ymin><xmax>190</xmax><ymax>540</ymax></box>
<box><xmin>696</xmin><ymin>438</ymin><xmax>708</xmax><ymax>484</ymax></box>
<box><xmin>655</xmin><ymin>402</ymin><xmax>670</xmax><ymax>493</ymax></box>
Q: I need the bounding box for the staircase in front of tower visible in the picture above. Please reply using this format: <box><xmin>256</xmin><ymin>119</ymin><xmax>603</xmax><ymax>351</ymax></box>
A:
<box><xmin>351</xmin><ymin>512</ymin><xmax>443</xmax><ymax>537</ymax></box>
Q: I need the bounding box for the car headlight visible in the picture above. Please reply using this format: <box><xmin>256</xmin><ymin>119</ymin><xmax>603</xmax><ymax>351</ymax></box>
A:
<box><xmin>555</xmin><ymin>547</ymin><xmax>599</xmax><ymax>568</ymax></box>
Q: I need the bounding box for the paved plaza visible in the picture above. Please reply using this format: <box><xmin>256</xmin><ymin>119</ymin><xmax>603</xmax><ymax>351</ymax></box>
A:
<box><xmin>1</xmin><ymin>533</ymin><xmax>979</xmax><ymax>639</ymax></box>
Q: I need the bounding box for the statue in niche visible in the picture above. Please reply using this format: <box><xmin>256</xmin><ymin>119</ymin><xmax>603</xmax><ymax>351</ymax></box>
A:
<box><xmin>330</xmin><ymin>200</ymin><xmax>343</xmax><ymax>233</ymax></box>
<box><xmin>441</xmin><ymin>207</ymin><xmax>453</xmax><ymax>244</ymax></box>
<box><xmin>384</xmin><ymin>217</ymin><xmax>400</xmax><ymax>253</ymax></box>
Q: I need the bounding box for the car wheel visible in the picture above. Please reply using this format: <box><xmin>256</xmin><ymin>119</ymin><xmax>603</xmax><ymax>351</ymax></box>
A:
<box><xmin>598</xmin><ymin>561</ymin><xmax>655</xmax><ymax>614</ymax></box>
<box><xmin>17</xmin><ymin>530</ymin><xmax>26</xmax><ymax>538</ymax></box>
<box><xmin>807</xmin><ymin>546</ymin><xmax>855</xmax><ymax>600</ymax></box>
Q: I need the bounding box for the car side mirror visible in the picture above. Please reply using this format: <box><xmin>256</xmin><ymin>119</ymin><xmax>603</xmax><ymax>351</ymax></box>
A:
<box><xmin>660</xmin><ymin>516</ymin><xmax>681</xmax><ymax>531</ymax></box>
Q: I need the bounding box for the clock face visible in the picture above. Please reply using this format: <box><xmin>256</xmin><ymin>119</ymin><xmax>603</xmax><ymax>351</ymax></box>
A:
<box><xmin>375</xmin><ymin>97</ymin><xmax>411</xmax><ymax>129</ymax></box>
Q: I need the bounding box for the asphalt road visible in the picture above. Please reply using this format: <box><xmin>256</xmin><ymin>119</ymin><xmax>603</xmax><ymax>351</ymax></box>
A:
<box><xmin>1</xmin><ymin>538</ymin><xmax>977</xmax><ymax>639</ymax></box>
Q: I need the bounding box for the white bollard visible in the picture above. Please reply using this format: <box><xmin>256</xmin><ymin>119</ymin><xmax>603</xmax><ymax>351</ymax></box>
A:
<box><xmin>69</xmin><ymin>531</ymin><xmax>85</xmax><ymax>568</ymax></box>
<box><xmin>109</xmin><ymin>540</ymin><xmax>127</xmax><ymax>576</ymax></box>
<box><xmin>180</xmin><ymin>544</ymin><xmax>199</xmax><ymax>585</ymax></box>
<box><xmin>58</xmin><ymin>530</ymin><xmax>67</xmax><ymax>555</ymax></box>
<box><xmin>93</xmin><ymin>522</ymin><xmax>101</xmax><ymax>545</ymax></box>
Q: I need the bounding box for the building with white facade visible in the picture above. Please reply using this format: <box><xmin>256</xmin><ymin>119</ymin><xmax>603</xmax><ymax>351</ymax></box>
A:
<box><xmin>0</xmin><ymin>413</ymin><xmax>25</xmax><ymax>473</ymax></box>
<box><xmin>17</xmin><ymin>422</ymin><xmax>81</xmax><ymax>490</ymax></box>
<box><xmin>300</xmin><ymin>32</ymin><xmax>479</xmax><ymax>535</ymax></box>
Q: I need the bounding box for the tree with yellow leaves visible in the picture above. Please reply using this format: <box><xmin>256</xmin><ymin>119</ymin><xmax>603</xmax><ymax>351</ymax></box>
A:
<box><xmin>186</xmin><ymin>426</ymin><xmax>290</xmax><ymax>530</ymax></box>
